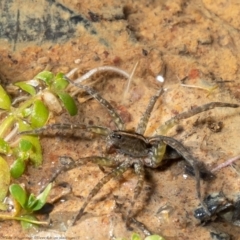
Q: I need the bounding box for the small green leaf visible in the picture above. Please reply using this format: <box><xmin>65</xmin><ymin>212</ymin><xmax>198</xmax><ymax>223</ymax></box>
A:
<box><xmin>20</xmin><ymin>214</ymin><xmax>38</xmax><ymax>229</ymax></box>
<box><xmin>17</xmin><ymin>119</ymin><xmax>32</xmax><ymax>132</ymax></box>
<box><xmin>0</xmin><ymin>115</ymin><xmax>15</xmax><ymax>138</ymax></box>
<box><xmin>52</xmin><ymin>73</ymin><xmax>69</xmax><ymax>90</ymax></box>
<box><xmin>30</xmin><ymin>100</ymin><xmax>49</xmax><ymax>128</ymax></box>
<box><xmin>27</xmin><ymin>193</ymin><xmax>37</xmax><ymax>209</ymax></box>
<box><xmin>57</xmin><ymin>92</ymin><xmax>77</xmax><ymax>116</ymax></box>
<box><xmin>131</xmin><ymin>233</ymin><xmax>141</xmax><ymax>240</ymax></box>
<box><xmin>145</xmin><ymin>235</ymin><xmax>165</xmax><ymax>240</ymax></box>
<box><xmin>14</xmin><ymin>82</ymin><xmax>36</xmax><ymax>96</ymax></box>
<box><xmin>21</xmin><ymin>135</ymin><xmax>42</xmax><ymax>166</ymax></box>
<box><xmin>22</xmin><ymin>107</ymin><xmax>32</xmax><ymax>117</ymax></box>
<box><xmin>31</xmin><ymin>183</ymin><xmax>52</xmax><ymax>211</ymax></box>
<box><xmin>10</xmin><ymin>158</ymin><xmax>26</xmax><ymax>179</ymax></box>
<box><xmin>0</xmin><ymin>138</ymin><xmax>10</xmax><ymax>154</ymax></box>
<box><xmin>0</xmin><ymin>85</ymin><xmax>11</xmax><ymax>110</ymax></box>
<box><xmin>19</xmin><ymin>139</ymin><xmax>33</xmax><ymax>152</ymax></box>
<box><xmin>9</xmin><ymin>184</ymin><xmax>27</xmax><ymax>208</ymax></box>
<box><xmin>35</xmin><ymin>71</ymin><xmax>54</xmax><ymax>86</ymax></box>
<box><xmin>0</xmin><ymin>156</ymin><xmax>10</xmax><ymax>210</ymax></box>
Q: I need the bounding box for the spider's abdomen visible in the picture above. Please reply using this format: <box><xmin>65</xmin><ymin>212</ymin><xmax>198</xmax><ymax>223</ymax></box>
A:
<box><xmin>107</xmin><ymin>130</ymin><xmax>152</xmax><ymax>158</ymax></box>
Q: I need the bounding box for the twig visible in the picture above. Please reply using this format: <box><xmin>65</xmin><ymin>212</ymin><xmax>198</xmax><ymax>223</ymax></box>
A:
<box><xmin>211</xmin><ymin>155</ymin><xmax>240</xmax><ymax>172</ymax></box>
<box><xmin>66</xmin><ymin>66</ymin><xmax>131</xmax><ymax>96</ymax></box>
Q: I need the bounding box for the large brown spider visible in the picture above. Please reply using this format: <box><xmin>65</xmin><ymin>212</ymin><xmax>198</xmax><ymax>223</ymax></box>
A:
<box><xmin>24</xmin><ymin>70</ymin><xmax>239</xmax><ymax>230</ymax></box>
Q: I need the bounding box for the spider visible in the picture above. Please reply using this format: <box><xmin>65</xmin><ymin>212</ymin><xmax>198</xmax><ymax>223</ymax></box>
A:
<box><xmin>23</xmin><ymin>72</ymin><xmax>239</xmax><ymax>229</ymax></box>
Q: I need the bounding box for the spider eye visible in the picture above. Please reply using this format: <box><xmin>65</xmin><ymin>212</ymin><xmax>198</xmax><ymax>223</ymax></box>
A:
<box><xmin>112</xmin><ymin>133</ymin><xmax>122</xmax><ymax>139</ymax></box>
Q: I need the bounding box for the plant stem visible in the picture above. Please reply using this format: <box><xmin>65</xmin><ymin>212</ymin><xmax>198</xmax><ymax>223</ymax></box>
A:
<box><xmin>0</xmin><ymin>214</ymin><xmax>49</xmax><ymax>225</ymax></box>
<box><xmin>0</xmin><ymin>115</ymin><xmax>15</xmax><ymax>138</ymax></box>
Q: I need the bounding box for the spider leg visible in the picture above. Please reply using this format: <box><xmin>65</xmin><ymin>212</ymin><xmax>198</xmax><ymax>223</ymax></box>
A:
<box><xmin>154</xmin><ymin>102</ymin><xmax>239</xmax><ymax>135</ymax></box>
<box><xmin>72</xmin><ymin>159</ymin><xmax>132</xmax><ymax>225</ymax></box>
<box><xmin>136</xmin><ymin>63</ymin><xmax>166</xmax><ymax>135</ymax></box>
<box><xmin>163</xmin><ymin>145</ymin><xmax>182</xmax><ymax>160</ymax></box>
<box><xmin>40</xmin><ymin>156</ymin><xmax>119</xmax><ymax>193</ymax></box>
<box><xmin>147</xmin><ymin>140</ymin><xmax>167</xmax><ymax>168</ymax></box>
<box><xmin>145</xmin><ymin>139</ymin><xmax>190</xmax><ymax>167</ymax></box>
<box><xmin>149</xmin><ymin>135</ymin><xmax>211</xmax><ymax>215</ymax></box>
<box><xmin>20</xmin><ymin>123</ymin><xmax>110</xmax><ymax>136</ymax></box>
<box><xmin>130</xmin><ymin>218</ymin><xmax>152</xmax><ymax>236</ymax></box>
<box><xmin>126</xmin><ymin>162</ymin><xmax>145</xmax><ymax>226</ymax></box>
<box><xmin>136</xmin><ymin>88</ymin><xmax>164</xmax><ymax>135</ymax></box>
<box><xmin>65</xmin><ymin>76</ymin><xmax>124</xmax><ymax>130</ymax></box>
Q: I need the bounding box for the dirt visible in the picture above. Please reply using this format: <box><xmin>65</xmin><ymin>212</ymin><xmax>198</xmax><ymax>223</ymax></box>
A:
<box><xmin>1</xmin><ymin>0</ymin><xmax>240</xmax><ymax>239</ymax></box>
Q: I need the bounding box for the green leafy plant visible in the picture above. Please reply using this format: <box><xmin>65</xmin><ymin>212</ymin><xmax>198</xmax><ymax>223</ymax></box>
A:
<box><xmin>35</xmin><ymin>71</ymin><xmax>77</xmax><ymax>116</ymax></box>
<box><xmin>0</xmin><ymin>71</ymin><xmax>77</xmax><ymax>217</ymax></box>
<box><xmin>0</xmin><ymin>183</ymin><xmax>52</xmax><ymax>228</ymax></box>
<box><xmin>0</xmin><ymin>71</ymin><xmax>77</xmax><ymax>180</ymax></box>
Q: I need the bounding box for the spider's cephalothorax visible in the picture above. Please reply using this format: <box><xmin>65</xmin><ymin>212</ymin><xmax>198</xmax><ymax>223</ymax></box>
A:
<box><xmin>23</xmin><ymin>74</ymin><xmax>239</xmax><ymax>229</ymax></box>
<box><xmin>107</xmin><ymin>131</ymin><xmax>153</xmax><ymax>158</ymax></box>
<box><xmin>107</xmin><ymin>130</ymin><xmax>183</xmax><ymax>166</ymax></box>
